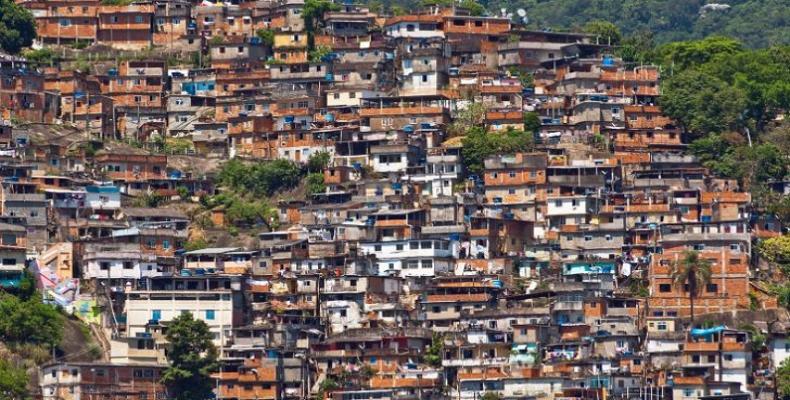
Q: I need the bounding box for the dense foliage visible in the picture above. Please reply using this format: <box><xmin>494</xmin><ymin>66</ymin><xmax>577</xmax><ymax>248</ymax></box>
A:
<box><xmin>0</xmin><ymin>0</ymin><xmax>36</xmax><ymax>54</ymax></box>
<box><xmin>0</xmin><ymin>359</ymin><xmax>28</xmax><ymax>399</ymax></box>
<box><xmin>780</xmin><ymin>358</ymin><xmax>790</xmax><ymax>399</ymax></box>
<box><xmin>461</xmin><ymin>126</ymin><xmax>534</xmax><ymax>176</ymax></box>
<box><xmin>651</xmin><ymin>37</ymin><xmax>790</xmax><ymax>195</ymax></box>
<box><xmin>484</xmin><ymin>0</ymin><xmax>788</xmax><ymax>49</ymax></box>
<box><xmin>161</xmin><ymin>313</ymin><xmax>219</xmax><ymax>400</ymax></box>
<box><xmin>217</xmin><ymin>158</ymin><xmax>303</xmax><ymax>197</ymax></box>
<box><xmin>0</xmin><ymin>294</ymin><xmax>64</xmax><ymax>346</ymax></box>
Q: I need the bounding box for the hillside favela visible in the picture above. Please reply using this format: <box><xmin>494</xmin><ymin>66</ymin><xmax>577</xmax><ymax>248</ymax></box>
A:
<box><xmin>0</xmin><ymin>0</ymin><xmax>789</xmax><ymax>399</ymax></box>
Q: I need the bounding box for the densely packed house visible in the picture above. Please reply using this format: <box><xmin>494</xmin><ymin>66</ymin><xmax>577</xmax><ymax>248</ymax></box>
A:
<box><xmin>0</xmin><ymin>0</ymin><xmax>788</xmax><ymax>399</ymax></box>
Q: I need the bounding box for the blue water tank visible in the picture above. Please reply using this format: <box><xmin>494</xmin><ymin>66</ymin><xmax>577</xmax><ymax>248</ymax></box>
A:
<box><xmin>602</xmin><ymin>56</ymin><xmax>615</xmax><ymax>66</ymax></box>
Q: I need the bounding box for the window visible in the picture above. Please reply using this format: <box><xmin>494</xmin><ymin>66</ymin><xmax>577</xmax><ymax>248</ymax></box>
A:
<box><xmin>706</xmin><ymin>284</ymin><xmax>718</xmax><ymax>293</ymax></box>
<box><xmin>205</xmin><ymin>310</ymin><xmax>215</xmax><ymax>320</ymax></box>
<box><xmin>659</xmin><ymin>284</ymin><xmax>671</xmax><ymax>292</ymax></box>
<box><xmin>657</xmin><ymin>322</ymin><xmax>667</xmax><ymax>331</ymax></box>
<box><xmin>123</xmin><ymin>262</ymin><xmax>133</xmax><ymax>269</ymax></box>
<box><xmin>395</xmin><ymin>244</ymin><xmax>403</xmax><ymax>251</ymax></box>
<box><xmin>99</xmin><ymin>262</ymin><xmax>109</xmax><ymax>270</ymax></box>
<box><xmin>59</xmin><ymin>19</ymin><xmax>71</xmax><ymax>26</ymax></box>
<box><xmin>374</xmin><ymin>245</ymin><xmax>381</xmax><ymax>251</ymax></box>
<box><xmin>162</xmin><ymin>240</ymin><xmax>170</xmax><ymax>250</ymax></box>
<box><xmin>724</xmin><ymin>354</ymin><xmax>733</xmax><ymax>361</ymax></box>
<box><xmin>421</xmin><ymin>75</ymin><xmax>428</xmax><ymax>82</ymax></box>
<box><xmin>691</xmin><ymin>355</ymin><xmax>700</xmax><ymax>363</ymax></box>
<box><xmin>135</xmin><ymin>15</ymin><xmax>143</xmax><ymax>23</ymax></box>
<box><xmin>409</xmin><ymin>242</ymin><xmax>418</xmax><ymax>250</ymax></box>
<box><xmin>707</xmin><ymin>355</ymin><xmax>716</xmax><ymax>363</ymax></box>
<box><xmin>152</xmin><ymin>310</ymin><xmax>161</xmax><ymax>321</ymax></box>
<box><xmin>1</xmin><ymin>234</ymin><xmax>15</xmax><ymax>246</ymax></box>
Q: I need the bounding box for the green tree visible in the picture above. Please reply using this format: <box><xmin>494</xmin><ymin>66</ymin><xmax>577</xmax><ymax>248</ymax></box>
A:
<box><xmin>523</xmin><ymin>111</ymin><xmax>541</xmax><ymax>134</ymax></box>
<box><xmin>618</xmin><ymin>29</ymin><xmax>655</xmax><ymax>63</ymax></box>
<box><xmin>688</xmin><ymin>134</ymin><xmax>740</xmax><ymax>178</ymax></box>
<box><xmin>660</xmin><ymin>70</ymin><xmax>747</xmax><ymax>138</ymax></box>
<box><xmin>461</xmin><ymin>127</ymin><xmax>533</xmax><ymax>176</ymax></box>
<box><xmin>768</xmin><ymin>196</ymin><xmax>790</xmax><ymax>226</ymax></box>
<box><xmin>670</xmin><ymin>250</ymin><xmax>713</xmax><ymax>323</ymax></box>
<box><xmin>0</xmin><ymin>294</ymin><xmax>64</xmax><ymax>346</ymax></box>
<box><xmin>306</xmin><ymin>172</ymin><xmax>326</xmax><ymax>195</ymax></box>
<box><xmin>583</xmin><ymin>20</ymin><xmax>621</xmax><ymax>44</ymax></box>
<box><xmin>424</xmin><ymin>333</ymin><xmax>443</xmax><ymax>367</ymax></box>
<box><xmin>459</xmin><ymin>0</ymin><xmax>485</xmax><ymax>16</ymax></box>
<box><xmin>184</xmin><ymin>238</ymin><xmax>208</xmax><ymax>252</ymax></box>
<box><xmin>303</xmin><ymin>0</ymin><xmax>340</xmax><ymax>32</ymax></box>
<box><xmin>481</xmin><ymin>392</ymin><xmax>502</xmax><ymax>400</ymax></box>
<box><xmin>390</xmin><ymin>5</ymin><xmax>406</xmax><ymax>16</ymax></box>
<box><xmin>758</xmin><ymin>235</ymin><xmax>790</xmax><ymax>275</ymax></box>
<box><xmin>449</xmin><ymin>102</ymin><xmax>487</xmax><ymax>137</ymax></box>
<box><xmin>308</xmin><ymin>44</ymin><xmax>332</xmax><ymax>62</ymax></box>
<box><xmin>307</xmin><ymin>151</ymin><xmax>331</xmax><ymax>173</ymax></box>
<box><xmin>256</xmin><ymin>28</ymin><xmax>275</xmax><ymax>47</ymax></box>
<box><xmin>21</xmin><ymin>48</ymin><xmax>56</xmax><ymax>68</ymax></box>
<box><xmin>656</xmin><ymin>36</ymin><xmax>742</xmax><ymax>70</ymax></box>
<box><xmin>778</xmin><ymin>358</ymin><xmax>790</xmax><ymax>398</ymax></box>
<box><xmin>0</xmin><ymin>0</ymin><xmax>36</xmax><ymax>54</ymax></box>
<box><xmin>217</xmin><ymin>159</ymin><xmax>303</xmax><ymax>197</ymax></box>
<box><xmin>0</xmin><ymin>359</ymin><xmax>28</xmax><ymax>399</ymax></box>
<box><xmin>161</xmin><ymin>313</ymin><xmax>218</xmax><ymax>400</ymax></box>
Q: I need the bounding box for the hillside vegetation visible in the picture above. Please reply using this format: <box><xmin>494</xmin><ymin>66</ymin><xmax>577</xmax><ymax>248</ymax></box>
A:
<box><xmin>489</xmin><ymin>0</ymin><xmax>789</xmax><ymax>48</ymax></box>
<box><xmin>367</xmin><ymin>0</ymin><xmax>789</xmax><ymax>49</ymax></box>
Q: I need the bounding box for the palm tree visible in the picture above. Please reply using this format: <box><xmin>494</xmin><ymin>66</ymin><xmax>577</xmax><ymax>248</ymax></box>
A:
<box><xmin>670</xmin><ymin>250</ymin><xmax>713</xmax><ymax>323</ymax></box>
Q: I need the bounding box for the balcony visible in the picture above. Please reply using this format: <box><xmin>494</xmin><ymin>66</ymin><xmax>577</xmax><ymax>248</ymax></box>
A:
<box><xmin>722</xmin><ymin>342</ymin><xmax>749</xmax><ymax>352</ymax></box>
<box><xmin>685</xmin><ymin>342</ymin><xmax>719</xmax><ymax>352</ymax></box>
<box><xmin>553</xmin><ymin>301</ymin><xmax>583</xmax><ymax>311</ymax></box>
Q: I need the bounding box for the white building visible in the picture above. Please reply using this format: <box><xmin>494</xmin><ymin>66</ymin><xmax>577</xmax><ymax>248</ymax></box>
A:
<box><xmin>359</xmin><ymin>239</ymin><xmax>453</xmax><ymax>276</ymax></box>
<box><xmin>82</xmin><ymin>244</ymin><xmax>164</xmax><ymax>286</ymax></box>
<box><xmin>123</xmin><ymin>276</ymin><xmax>242</xmax><ymax>346</ymax></box>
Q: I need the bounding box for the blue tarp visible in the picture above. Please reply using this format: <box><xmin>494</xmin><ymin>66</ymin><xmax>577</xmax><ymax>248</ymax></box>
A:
<box><xmin>690</xmin><ymin>325</ymin><xmax>726</xmax><ymax>337</ymax></box>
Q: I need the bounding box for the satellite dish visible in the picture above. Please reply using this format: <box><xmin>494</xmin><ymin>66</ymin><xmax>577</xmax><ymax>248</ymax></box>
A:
<box><xmin>500</xmin><ymin>7</ymin><xmax>507</xmax><ymax>16</ymax></box>
<box><xmin>516</xmin><ymin>8</ymin><xmax>526</xmax><ymax>17</ymax></box>
<box><xmin>506</xmin><ymin>13</ymin><xmax>513</xmax><ymax>19</ymax></box>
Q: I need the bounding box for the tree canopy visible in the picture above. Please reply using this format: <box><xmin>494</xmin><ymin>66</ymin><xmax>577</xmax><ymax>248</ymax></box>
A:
<box><xmin>0</xmin><ymin>359</ymin><xmax>28</xmax><ymax>400</ymax></box>
<box><xmin>217</xmin><ymin>158</ymin><xmax>302</xmax><ymax>197</ymax></box>
<box><xmin>461</xmin><ymin>127</ymin><xmax>534</xmax><ymax>177</ymax></box>
<box><xmin>0</xmin><ymin>0</ymin><xmax>36</xmax><ymax>54</ymax></box>
<box><xmin>583</xmin><ymin>20</ymin><xmax>621</xmax><ymax>45</ymax></box>
<box><xmin>0</xmin><ymin>293</ymin><xmax>64</xmax><ymax>346</ymax></box>
<box><xmin>161</xmin><ymin>313</ymin><xmax>219</xmax><ymax>400</ymax></box>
